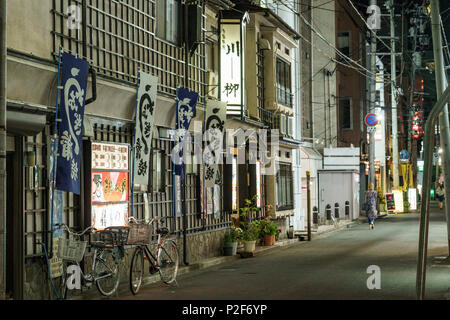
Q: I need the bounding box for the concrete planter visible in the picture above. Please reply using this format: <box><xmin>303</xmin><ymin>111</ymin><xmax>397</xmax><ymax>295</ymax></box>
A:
<box><xmin>243</xmin><ymin>240</ymin><xmax>256</xmax><ymax>253</ymax></box>
<box><xmin>223</xmin><ymin>241</ymin><xmax>238</xmax><ymax>256</ymax></box>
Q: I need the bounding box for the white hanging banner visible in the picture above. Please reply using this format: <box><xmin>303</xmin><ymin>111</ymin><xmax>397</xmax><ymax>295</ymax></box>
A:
<box><xmin>133</xmin><ymin>72</ymin><xmax>158</xmax><ymax>185</ymax></box>
<box><xmin>204</xmin><ymin>99</ymin><xmax>226</xmax><ymax>188</ymax></box>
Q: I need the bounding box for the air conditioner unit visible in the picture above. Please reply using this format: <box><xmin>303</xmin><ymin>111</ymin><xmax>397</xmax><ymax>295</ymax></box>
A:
<box><xmin>287</xmin><ymin>116</ymin><xmax>294</xmax><ymax>137</ymax></box>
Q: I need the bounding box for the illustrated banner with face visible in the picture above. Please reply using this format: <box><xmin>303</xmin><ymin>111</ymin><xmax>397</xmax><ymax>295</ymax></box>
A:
<box><xmin>174</xmin><ymin>88</ymin><xmax>199</xmax><ymax>180</ymax></box>
<box><xmin>133</xmin><ymin>72</ymin><xmax>158</xmax><ymax>185</ymax></box>
<box><xmin>55</xmin><ymin>52</ymin><xmax>89</xmax><ymax>194</ymax></box>
<box><xmin>204</xmin><ymin>99</ymin><xmax>226</xmax><ymax>188</ymax></box>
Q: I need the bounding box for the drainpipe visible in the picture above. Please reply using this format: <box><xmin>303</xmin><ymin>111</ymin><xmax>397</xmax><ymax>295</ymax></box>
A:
<box><xmin>0</xmin><ymin>0</ymin><xmax>6</xmax><ymax>300</ymax></box>
<box><xmin>182</xmin><ymin>1</ymin><xmax>189</xmax><ymax>266</ymax></box>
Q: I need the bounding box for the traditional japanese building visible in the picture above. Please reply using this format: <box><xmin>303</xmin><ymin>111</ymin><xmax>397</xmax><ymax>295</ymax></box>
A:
<box><xmin>2</xmin><ymin>0</ymin><xmax>235</xmax><ymax>299</ymax></box>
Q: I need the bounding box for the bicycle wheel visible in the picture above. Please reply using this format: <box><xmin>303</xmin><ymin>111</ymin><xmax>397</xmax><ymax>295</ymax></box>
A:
<box><xmin>157</xmin><ymin>239</ymin><xmax>179</xmax><ymax>284</ymax></box>
<box><xmin>129</xmin><ymin>247</ymin><xmax>144</xmax><ymax>295</ymax></box>
<box><xmin>94</xmin><ymin>249</ymin><xmax>121</xmax><ymax>296</ymax></box>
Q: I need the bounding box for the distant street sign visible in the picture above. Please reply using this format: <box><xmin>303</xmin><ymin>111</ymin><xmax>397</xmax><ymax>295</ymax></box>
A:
<box><xmin>399</xmin><ymin>149</ymin><xmax>409</xmax><ymax>159</ymax></box>
<box><xmin>365</xmin><ymin>113</ymin><xmax>378</xmax><ymax>127</ymax></box>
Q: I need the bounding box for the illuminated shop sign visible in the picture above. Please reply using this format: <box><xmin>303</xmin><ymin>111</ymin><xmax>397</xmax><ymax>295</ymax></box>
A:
<box><xmin>393</xmin><ymin>189</ymin><xmax>404</xmax><ymax>213</ymax></box>
<box><xmin>408</xmin><ymin>188</ymin><xmax>417</xmax><ymax>211</ymax></box>
<box><xmin>91</xmin><ymin>141</ymin><xmax>130</xmax><ymax>229</ymax></box>
<box><xmin>220</xmin><ymin>20</ymin><xmax>245</xmax><ymax>115</ymax></box>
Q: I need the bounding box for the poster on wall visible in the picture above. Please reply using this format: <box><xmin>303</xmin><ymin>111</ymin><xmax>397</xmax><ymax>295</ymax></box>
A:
<box><xmin>133</xmin><ymin>72</ymin><xmax>158</xmax><ymax>185</ymax></box>
<box><xmin>92</xmin><ymin>141</ymin><xmax>128</xmax><ymax>170</ymax></box>
<box><xmin>91</xmin><ymin>171</ymin><xmax>129</xmax><ymax>203</ymax></box>
<box><xmin>92</xmin><ymin>203</ymin><xmax>129</xmax><ymax>230</ymax></box>
<box><xmin>91</xmin><ymin>141</ymin><xmax>130</xmax><ymax>229</ymax></box>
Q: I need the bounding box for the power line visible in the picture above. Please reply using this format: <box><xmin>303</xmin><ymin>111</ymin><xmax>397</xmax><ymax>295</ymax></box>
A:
<box><xmin>274</xmin><ymin>0</ymin><xmax>386</xmax><ymax>80</ymax></box>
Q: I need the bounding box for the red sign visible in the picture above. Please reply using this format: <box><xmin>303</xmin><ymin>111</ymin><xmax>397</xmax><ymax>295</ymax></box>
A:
<box><xmin>365</xmin><ymin>113</ymin><xmax>378</xmax><ymax>127</ymax></box>
<box><xmin>92</xmin><ymin>171</ymin><xmax>129</xmax><ymax>203</ymax></box>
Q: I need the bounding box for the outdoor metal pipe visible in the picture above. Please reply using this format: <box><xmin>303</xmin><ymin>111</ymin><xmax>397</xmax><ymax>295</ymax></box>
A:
<box><xmin>0</xmin><ymin>0</ymin><xmax>6</xmax><ymax>300</ymax></box>
<box><xmin>306</xmin><ymin>171</ymin><xmax>311</xmax><ymax>241</ymax></box>
<box><xmin>182</xmin><ymin>1</ymin><xmax>189</xmax><ymax>266</ymax></box>
<box><xmin>416</xmin><ymin>85</ymin><xmax>450</xmax><ymax>300</ymax></box>
<box><xmin>430</xmin><ymin>0</ymin><xmax>450</xmax><ymax>257</ymax></box>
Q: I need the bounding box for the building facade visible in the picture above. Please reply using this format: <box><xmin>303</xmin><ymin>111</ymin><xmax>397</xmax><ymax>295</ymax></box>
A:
<box><xmin>3</xmin><ymin>0</ymin><xmax>237</xmax><ymax>299</ymax></box>
<box><xmin>1</xmin><ymin>0</ymin><xmax>304</xmax><ymax>300</ymax></box>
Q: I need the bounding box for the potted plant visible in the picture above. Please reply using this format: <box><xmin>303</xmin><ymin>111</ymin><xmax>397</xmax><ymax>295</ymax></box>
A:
<box><xmin>241</xmin><ymin>220</ymin><xmax>260</xmax><ymax>253</ymax></box>
<box><xmin>259</xmin><ymin>218</ymin><xmax>279</xmax><ymax>246</ymax></box>
<box><xmin>239</xmin><ymin>195</ymin><xmax>261</xmax><ymax>230</ymax></box>
<box><xmin>223</xmin><ymin>227</ymin><xmax>241</xmax><ymax>256</ymax></box>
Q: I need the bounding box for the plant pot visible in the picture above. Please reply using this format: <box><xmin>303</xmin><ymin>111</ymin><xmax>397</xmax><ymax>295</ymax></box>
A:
<box><xmin>243</xmin><ymin>240</ymin><xmax>256</xmax><ymax>253</ymax></box>
<box><xmin>264</xmin><ymin>234</ymin><xmax>275</xmax><ymax>246</ymax></box>
<box><xmin>223</xmin><ymin>241</ymin><xmax>238</xmax><ymax>256</ymax></box>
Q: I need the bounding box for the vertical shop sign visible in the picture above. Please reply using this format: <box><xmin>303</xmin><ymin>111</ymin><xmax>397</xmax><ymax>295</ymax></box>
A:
<box><xmin>133</xmin><ymin>72</ymin><xmax>158</xmax><ymax>185</ymax></box>
<box><xmin>204</xmin><ymin>99</ymin><xmax>226</xmax><ymax>188</ymax></box>
<box><xmin>174</xmin><ymin>88</ymin><xmax>199</xmax><ymax>179</ymax></box>
<box><xmin>91</xmin><ymin>142</ymin><xmax>130</xmax><ymax>229</ymax></box>
<box><xmin>220</xmin><ymin>20</ymin><xmax>245</xmax><ymax>115</ymax></box>
<box><xmin>55</xmin><ymin>52</ymin><xmax>89</xmax><ymax>194</ymax></box>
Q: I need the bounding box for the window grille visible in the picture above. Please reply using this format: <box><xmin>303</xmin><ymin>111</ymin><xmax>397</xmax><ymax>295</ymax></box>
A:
<box><xmin>51</xmin><ymin>0</ymin><xmax>207</xmax><ymax>104</ymax></box>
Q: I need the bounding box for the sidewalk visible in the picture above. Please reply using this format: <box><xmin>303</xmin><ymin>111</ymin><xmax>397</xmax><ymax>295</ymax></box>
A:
<box><xmin>72</xmin><ymin>217</ymin><xmax>362</xmax><ymax>300</ymax></box>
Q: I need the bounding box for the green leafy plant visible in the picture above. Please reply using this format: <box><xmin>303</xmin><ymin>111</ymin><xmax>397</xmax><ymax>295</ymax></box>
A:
<box><xmin>241</xmin><ymin>220</ymin><xmax>260</xmax><ymax>241</ymax></box>
<box><xmin>239</xmin><ymin>195</ymin><xmax>261</xmax><ymax>231</ymax></box>
<box><xmin>259</xmin><ymin>219</ymin><xmax>279</xmax><ymax>237</ymax></box>
<box><xmin>224</xmin><ymin>226</ymin><xmax>242</xmax><ymax>244</ymax></box>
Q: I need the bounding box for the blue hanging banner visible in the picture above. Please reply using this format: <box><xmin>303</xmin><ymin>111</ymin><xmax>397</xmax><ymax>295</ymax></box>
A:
<box><xmin>174</xmin><ymin>88</ymin><xmax>199</xmax><ymax>180</ymax></box>
<box><xmin>55</xmin><ymin>52</ymin><xmax>89</xmax><ymax>194</ymax></box>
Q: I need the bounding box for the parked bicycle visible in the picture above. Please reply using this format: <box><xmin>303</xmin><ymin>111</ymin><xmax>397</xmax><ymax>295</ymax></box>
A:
<box><xmin>128</xmin><ymin>216</ymin><xmax>179</xmax><ymax>295</ymax></box>
<box><xmin>56</xmin><ymin>223</ymin><xmax>128</xmax><ymax>298</ymax></box>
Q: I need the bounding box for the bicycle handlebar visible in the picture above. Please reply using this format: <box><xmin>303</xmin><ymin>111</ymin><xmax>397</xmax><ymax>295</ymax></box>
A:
<box><xmin>54</xmin><ymin>223</ymin><xmax>95</xmax><ymax>237</ymax></box>
<box><xmin>127</xmin><ymin>216</ymin><xmax>168</xmax><ymax>225</ymax></box>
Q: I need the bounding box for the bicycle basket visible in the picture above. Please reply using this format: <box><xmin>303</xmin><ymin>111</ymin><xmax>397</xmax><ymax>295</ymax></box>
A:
<box><xmin>127</xmin><ymin>223</ymin><xmax>153</xmax><ymax>245</ymax></box>
<box><xmin>58</xmin><ymin>238</ymin><xmax>87</xmax><ymax>263</ymax></box>
<box><xmin>95</xmin><ymin>227</ymin><xmax>129</xmax><ymax>247</ymax></box>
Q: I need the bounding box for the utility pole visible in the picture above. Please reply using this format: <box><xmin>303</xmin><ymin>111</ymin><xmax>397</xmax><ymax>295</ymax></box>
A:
<box><xmin>407</xmin><ymin>10</ymin><xmax>418</xmax><ymax>196</ymax></box>
<box><xmin>0</xmin><ymin>0</ymin><xmax>6</xmax><ymax>300</ymax></box>
<box><xmin>368</xmin><ymin>0</ymin><xmax>377</xmax><ymax>187</ymax></box>
<box><xmin>430</xmin><ymin>0</ymin><xmax>450</xmax><ymax>256</ymax></box>
<box><xmin>407</xmin><ymin>10</ymin><xmax>417</xmax><ymax>165</ymax></box>
<box><xmin>390</xmin><ymin>0</ymin><xmax>400</xmax><ymax>190</ymax></box>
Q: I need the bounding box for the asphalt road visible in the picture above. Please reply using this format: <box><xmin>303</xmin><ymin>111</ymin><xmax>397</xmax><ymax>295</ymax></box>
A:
<box><xmin>119</xmin><ymin>209</ymin><xmax>450</xmax><ymax>300</ymax></box>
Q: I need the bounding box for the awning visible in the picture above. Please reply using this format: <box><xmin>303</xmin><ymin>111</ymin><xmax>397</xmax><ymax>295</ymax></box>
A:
<box><xmin>7</xmin><ymin>110</ymin><xmax>46</xmax><ymax>136</ymax></box>
<box><xmin>300</xmin><ymin>147</ymin><xmax>322</xmax><ymax>161</ymax></box>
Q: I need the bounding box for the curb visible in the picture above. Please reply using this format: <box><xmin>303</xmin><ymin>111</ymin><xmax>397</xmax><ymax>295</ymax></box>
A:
<box><xmin>71</xmin><ymin>220</ymin><xmax>359</xmax><ymax>300</ymax></box>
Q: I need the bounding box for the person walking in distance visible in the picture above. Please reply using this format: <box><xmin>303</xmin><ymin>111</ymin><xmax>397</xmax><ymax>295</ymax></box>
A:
<box><xmin>436</xmin><ymin>183</ymin><xmax>445</xmax><ymax>210</ymax></box>
<box><xmin>364</xmin><ymin>183</ymin><xmax>378</xmax><ymax>230</ymax></box>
